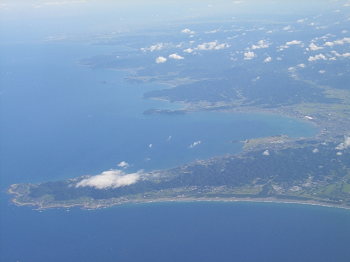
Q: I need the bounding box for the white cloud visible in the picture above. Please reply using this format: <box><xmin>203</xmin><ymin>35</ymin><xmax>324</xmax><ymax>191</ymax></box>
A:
<box><xmin>227</xmin><ymin>35</ymin><xmax>239</xmax><ymax>39</ymax></box>
<box><xmin>337</xmin><ymin>152</ymin><xmax>343</xmax><ymax>155</ymax></box>
<box><xmin>331</xmin><ymin>51</ymin><xmax>350</xmax><ymax>58</ymax></box>
<box><xmin>334</xmin><ymin>39</ymin><xmax>345</xmax><ymax>45</ymax></box>
<box><xmin>183</xmin><ymin>48</ymin><xmax>194</xmax><ymax>53</ymax></box>
<box><xmin>286</xmin><ymin>40</ymin><xmax>302</xmax><ymax>45</ymax></box>
<box><xmin>189</xmin><ymin>141</ymin><xmax>202</xmax><ymax>148</ymax></box>
<box><xmin>176</xmin><ymin>42</ymin><xmax>185</xmax><ymax>48</ymax></box>
<box><xmin>283</xmin><ymin>25</ymin><xmax>293</xmax><ymax>31</ymax></box>
<box><xmin>244</xmin><ymin>51</ymin><xmax>256</xmax><ymax>60</ymax></box>
<box><xmin>298</xmin><ymin>63</ymin><xmax>306</xmax><ymax>68</ymax></box>
<box><xmin>262</xmin><ymin>150</ymin><xmax>270</xmax><ymax>155</ymax></box>
<box><xmin>169</xmin><ymin>53</ymin><xmax>184</xmax><ymax>60</ymax></box>
<box><xmin>149</xmin><ymin>144</ymin><xmax>153</xmax><ymax>148</ymax></box>
<box><xmin>251</xmin><ymin>40</ymin><xmax>270</xmax><ymax>49</ymax></box>
<box><xmin>197</xmin><ymin>41</ymin><xmax>217</xmax><ymax>50</ymax></box>
<box><xmin>155</xmin><ymin>56</ymin><xmax>167</xmax><ymax>63</ymax></box>
<box><xmin>308</xmin><ymin>54</ymin><xmax>327</xmax><ymax>62</ymax></box>
<box><xmin>344</xmin><ymin>38</ymin><xmax>350</xmax><ymax>43</ymax></box>
<box><xmin>194</xmin><ymin>41</ymin><xmax>230</xmax><ymax>51</ymax></box>
<box><xmin>117</xmin><ymin>161</ymin><xmax>130</xmax><ymax>168</ymax></box>
<box><xmin>167</xmin><ymin>136</ymin><xmax>172</xmax><ymax>141</ymax></box>
<box><xmin>205</xmin><ymin>29</ymin><xmax>220</xmax><ymax>34</ymax></box>
<box><xmin>263</xmin><ymin>57</ymin><xmax>272</xmax><ymax>62</ymax></box>
<box><xmin>319</xmin><ymin>70</ymin><xmax>326</xmax><ymax>74</ymax></box>
<box><xmin>326</xmin><ymin>37</ymin><xmax>350</xmax><ymax>46</ymax></box>
<box><xmin>215</xmin><ymin>43</ymin><xmax>230</xmax><ymax>50</ymax></box>
<box><xmin>150</xmin><ymin>44</ymin><xmax>163</xmax><ymax>51</ymax></box>
<box><xmin>342</xmin><ymin>30</ymin><xmax>348</xmax><ymax>34</ymax></box>
<box><xmin>266</xmin><ymin>30</ymin><xmax>273</xmax><ymax>34</ymax></box>
<box><xmin>297</xmin><ymin>18</ymin><xmax>308</xmax><ymax>23</ymax></box>
<box><xmin>141</xmin><ymin>43</ymin><xmax>164</xmax><ymax>52</ymax></box>
<box><xmin>288</xmin><ymin>67</ymin><xmax>296</xmax><ymax>71</ymax></box>
<box><xmin>233</xmin><ymin>1</ymin><xmax>243</xmax><ymax>3</ymax></box>
<box><xmin>277</xmin><ymin>57</ymin><xmax>282</xmax><ymax>60</ymax></box>
<box><xmin>344</xmin><ymin>3</ymin><xmax>350</xmax><ymax>6</ymax></box>
<box><xmin>309</xmin><ymin>43</ymin><xmax>324</xmax><ymax>51</ymax></box>
<box><xmin>335</xmin><ymin>136</ymin><xmax>350</xmax><ymax>150</ymax></box>
<box><xmin>182</xmin><ymin>29</ymin><xmax>195</xmax><ymax>34</ymax></box>
<box><xmin>76</xmin><ymin>169</ymin><xmax>142</xmax><ymax>189</ymax></box>
<box><xmin>316</xmin><ymin>26</ymin><xmax>328</xmax><ymax>30</ymax></box>
<box><xmin>324</xmin><ymin>42</ymin><xmax>334</xmax><ymax>47</ymax></box>
<box><xmin>313</xmin><ymin>149</ymin><xmax>319</xmax><ymax>153</ymax></box>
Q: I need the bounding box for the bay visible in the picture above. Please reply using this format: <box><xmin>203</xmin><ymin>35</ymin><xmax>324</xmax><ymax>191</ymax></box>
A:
<box><xmin>2</xmin><ymin>42</ymin><xmax>347</xmax><ymax>262</ymax></box>
<box><xmin>0</xmin><ymin>42</ymin><xmax>318</xmax><ymax>186</ymax></box>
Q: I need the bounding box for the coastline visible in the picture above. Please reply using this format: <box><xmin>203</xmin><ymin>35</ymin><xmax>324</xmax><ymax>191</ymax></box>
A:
<box><xmin>5</xmin><ymin>44</ymin><xmax>350</xmax><ymax>213</ymax></box>
<box><xmin>7</xmin><ymin>108</ymin><xmax>349</xmax><ymax>212</ymax></box>
<box><xmin>9</xmin><ymin>193</ymin><xmax>350</xmax><ymax>211</ymax></box>
<box><xmin>8</xmin><ymin>183</ymin><xmax>350</xmax><ymax>211</ymax></box>
<box><xmin>7</xmin><ymin>102</ymin><xmax>349</xmax><ymax>212</ymax></box>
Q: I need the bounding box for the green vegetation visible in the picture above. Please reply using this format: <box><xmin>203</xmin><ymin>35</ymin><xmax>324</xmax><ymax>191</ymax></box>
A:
<box><xmin>323</xmin><ymin>184</ymin><xmax>337</xmax><ymax>195</ymax></box>
<box><xmin>142</xmin><ymin>72</ymin><xmax>340</xmax><ymax>108</ymax></box>
<box><xmin>342</xmin><ymin>182</ymin><xmax>350</xmax><ymax>194</ymax></box>
<box><xmin>9</xmin><ymin>141</ymin><xmax>350</xmax><ymax>209</ymax></box>
<box><xmin>8</xmin><ymin>19</ymin><xmax>350</xmax><ymax>210</ymax></box>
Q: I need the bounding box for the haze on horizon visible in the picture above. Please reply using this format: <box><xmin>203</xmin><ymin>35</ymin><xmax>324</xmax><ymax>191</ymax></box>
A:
<box><xmin>1</xmin><ymin>0</ymin><xmax>346</xmax><ymax>42</ymax></box>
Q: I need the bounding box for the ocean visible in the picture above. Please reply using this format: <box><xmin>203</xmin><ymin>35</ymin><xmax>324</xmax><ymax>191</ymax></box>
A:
<box><xmin>1</xmin><ymin>42</ymin><xmax>350</xmax><ymax>262</ymax></box>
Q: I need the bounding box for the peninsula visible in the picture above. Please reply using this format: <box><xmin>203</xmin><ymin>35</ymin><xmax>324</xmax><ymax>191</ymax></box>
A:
<box><xmin>9</xmin><ymin>13</ymin><xmax>350</xmax><ymax>210</ymax></box>
<box><xmin>8</xmin><ymin>137</ymin><xmax>350</xmax><ymax>210</ymax></box>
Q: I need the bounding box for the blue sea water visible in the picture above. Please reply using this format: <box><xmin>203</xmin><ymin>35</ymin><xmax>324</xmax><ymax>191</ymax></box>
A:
<box><xmin>1</xmin><ymin>200</ymin><xmax>350</xmax><ymax>262</ymax></box>
<box><xmin>1</xmin><ymin>42</ymin><xmax>350</xmax><ymax>262</ymax></box>
<box><xmin>0</xmin><ymin>42</ymin><xmax>319</xmax><ymax>185</ymax></box>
